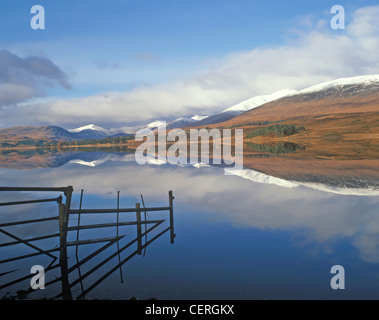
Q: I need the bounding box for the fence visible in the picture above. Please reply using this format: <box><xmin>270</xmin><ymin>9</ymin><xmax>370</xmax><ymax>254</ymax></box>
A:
<box><xmin>0</xmin><ymin>186</ymin><xmax>175</xmax><ymax>300</ymax></box>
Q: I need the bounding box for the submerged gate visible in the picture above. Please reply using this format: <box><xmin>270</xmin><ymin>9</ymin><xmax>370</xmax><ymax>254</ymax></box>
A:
<box><xmin>0</xmin><ymin>186</ymin><xmax>175</xmax><ymax>300</ymax></box>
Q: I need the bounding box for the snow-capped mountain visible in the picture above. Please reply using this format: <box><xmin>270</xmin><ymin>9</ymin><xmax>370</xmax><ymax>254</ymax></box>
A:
<box><xmin>222</xmin><ymin>89</ymin><xmax>297</xmax><ymax>113</ymax></box>
<box><xmin>166</xmin><ymin>115</ymin><xmax>209</xmax><ymax>129</ymax></box>
<box><xmin>68</xmin><ymin>123</ymin><xmax>133</xmax><ymax>138</ymax></box>
<box><xmin>228</xmin><ymin>73</ymin><xmax>379</xmax><ymax>129</ymax></box>
<box><xmin>190</xmin><ymin>89</ymin><xmax>298</xmax><ymax>127</ymax></box>
<box><xmin>143</xmin><ymin>115</ymin><xmax>210</xmax><ymax>130</ymax></box>
<box><xmin>166</xmin><ymin>117</ymin><xmax>192</xmax><ymax>129</ymax></box>
<box><xmin>297</xmin><ymin>74</ymin><xmax>379</xmax><ymax>95</ymax></box>
<box><xmin>191</xmin><ymin>115</ymin><xmax>209</xmax><ymax>121</ymax></box>
<box><xmin>144</xmin><ymin>120</ymin><xmax>166</xmax><ymax>129</ymax></box>
<box><xmin>221</xmin><ymin>74</ymin><xmax>379</xmax><ymax>115</ymax></box>
<box><xmin>68</xmin><ymin>124</ymin><xmax>109</xmax><ymax>134</ymax></box>
<box><xmin>68</xmin><ymin>115</ymin><xmax>210</xmax><ymax>136</ymax></box>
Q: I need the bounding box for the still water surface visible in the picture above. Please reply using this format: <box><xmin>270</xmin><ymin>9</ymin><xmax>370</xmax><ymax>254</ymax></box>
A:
<box><xmin>1</xmin><ymin>154</ymin><xmax>379</xmax><ymax>300</ymax></box>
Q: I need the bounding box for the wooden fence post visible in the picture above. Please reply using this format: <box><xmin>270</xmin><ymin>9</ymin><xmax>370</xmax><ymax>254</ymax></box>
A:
<box><xmin>136</xmin><ymin>203</ymin><xmax>142</xmax><ymax>255</ymax></box>
<box><xmin>169</xmin><ymin>191</ymin><xmax>175</xmax><ymax>244</ymax></box>
<box><xmin>59</xmin><ymin>186</ymin><xmax>73</xmax><ymax>300</ymax></box>
<box><xmin>59</xmin><ymin>203</ymin><xmax>72</xmax><ymax>300</ymax></box>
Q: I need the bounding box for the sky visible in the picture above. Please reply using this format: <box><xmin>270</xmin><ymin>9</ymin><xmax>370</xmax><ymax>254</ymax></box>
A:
<box><xmin>0</xmin><ymin>0</ymin><xmax>379</xmax><ymax>128</ymax></box>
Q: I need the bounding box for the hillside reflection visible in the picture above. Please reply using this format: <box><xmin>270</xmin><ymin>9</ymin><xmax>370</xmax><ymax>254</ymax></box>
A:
<box><xmin>0</xmin><ymin>160</ymin><xmax>378</xmax><ymax>265</ymax></box>
<box><xmin>1</xmin><ymin>145</ymin><xmax>378</xmax><ymax>191</ymax></box>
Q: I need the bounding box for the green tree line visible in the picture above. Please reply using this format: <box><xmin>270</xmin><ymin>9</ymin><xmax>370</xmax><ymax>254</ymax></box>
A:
<box><xmin>246</xmin><ymin>124</ymin><xmax>306</xmax><ymax>138</ymax></box>
<box><xmin>48</xmin><ymin>135</ymin><xmax>133</xmax><ymax>147</ymax></box>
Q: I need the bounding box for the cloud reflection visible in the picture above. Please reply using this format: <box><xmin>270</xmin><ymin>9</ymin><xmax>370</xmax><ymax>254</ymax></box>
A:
<box><xmin>1</xmin><ymin>161</ymin><xmax>379</xmax><ymax>263</ymax></box>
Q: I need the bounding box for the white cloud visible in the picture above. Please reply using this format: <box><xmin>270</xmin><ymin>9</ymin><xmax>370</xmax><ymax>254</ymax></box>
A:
<box><xmin>3</xmin><ymin>5</ymin><xmax>379</xmax><ymax>127</ymax></box>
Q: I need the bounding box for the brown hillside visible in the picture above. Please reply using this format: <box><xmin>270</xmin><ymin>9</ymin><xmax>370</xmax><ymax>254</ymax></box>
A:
<box><xmin>222</xmin><ymin>89</ymin><xmax>379</xmax><ymax>126</ymax></box>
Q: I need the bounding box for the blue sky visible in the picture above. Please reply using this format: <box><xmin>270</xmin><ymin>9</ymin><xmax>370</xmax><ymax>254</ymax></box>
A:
<box><xmin>1</xmin><ymin>0</ymin><xmax>379</xmax><ymax>127</ymax></box>
<box><xmin>1</xmin><ymin>0</ymin><xmax>323</xmax><ymax>93</ymax></box>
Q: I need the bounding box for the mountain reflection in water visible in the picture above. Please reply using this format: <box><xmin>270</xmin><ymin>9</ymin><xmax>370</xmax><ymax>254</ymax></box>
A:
<box><xmin>0</xmin><ymin>149</ymin><xmax>379</xmax><ymax>299</ymax></box>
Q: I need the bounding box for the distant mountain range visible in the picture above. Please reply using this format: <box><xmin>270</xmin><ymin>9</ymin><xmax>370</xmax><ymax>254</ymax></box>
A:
<box><xmin>0</xmin><ymin>74</ymin><xmax>379</xmax><ymax>144</ymax></box>
<box><xmin>67</xmin><ymin>115</ymin><xmax>210</xmax><ymax>137</ymax></box>
<box><xmin>66</xmin><ymin>89</ymin><xmax>297</xmax><ymax>134</ymax></box>
<box><xmin>66</xmin><ymin>74</ymin><xmax>379</xmax><ymax>135</ymax></box>
<box><xmin>0</xmin><ymin>125</ymin><xmax>130</xmax><ymax>146</ymax></box>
